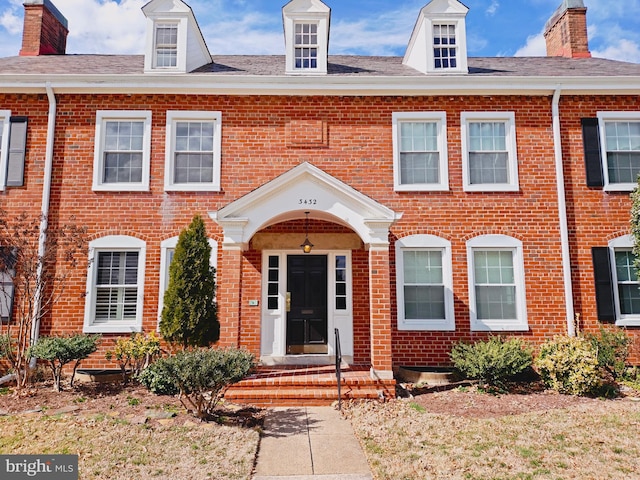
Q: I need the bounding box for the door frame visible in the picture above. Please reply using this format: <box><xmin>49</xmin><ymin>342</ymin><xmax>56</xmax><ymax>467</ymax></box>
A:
<box><xmin>260</xmin><ymin>249</ymin><xmax>353</xmax><ymax>364</ymax></box>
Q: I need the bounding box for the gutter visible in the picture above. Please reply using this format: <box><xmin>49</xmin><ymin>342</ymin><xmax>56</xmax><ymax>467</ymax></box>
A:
<box><xmin>552</xmin><ymin>86</ymin><xmax>576</xmax><ymax>337</ymax></box>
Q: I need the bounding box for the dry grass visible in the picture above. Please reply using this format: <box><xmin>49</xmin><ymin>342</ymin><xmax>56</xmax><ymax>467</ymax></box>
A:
<box><xmin>0</xmin><ymin>413</ymin><xmax>259</xmax><ymax>479</ymax></box>
<box><xmin>349</xmin><ymin>397</ymin><xmax>640</xmax><ymax>480</ymax></box>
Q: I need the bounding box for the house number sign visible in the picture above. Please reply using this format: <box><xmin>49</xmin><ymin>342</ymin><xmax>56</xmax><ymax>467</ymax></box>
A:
<box><xmin>298</xmin><ymin>198</ymin><xmax>318</xmax><ymax>205</ymax></box>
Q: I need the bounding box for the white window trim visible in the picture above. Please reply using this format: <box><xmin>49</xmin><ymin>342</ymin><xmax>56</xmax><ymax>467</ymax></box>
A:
<box><xmin>467</xmin><ymin>234</ymin><xmax>528</xmax><ymax>332</ymax></box>
<box><xmin>608</xmin><ymin>235</ymin><xmax>640</xmax><ymax>326</ymax></box>
<box><xmin>164</xmin><ymin>111</ymin><xmax>222</xmax><ymax>192</ymax></box>
<box><xmin>0</xmin><ymin>110</ymin><xmax>11</xmax><ymax>190</ymax></box>
<box><xmin>426</xmin><ymin>19</ymin><xmax>468</xmax><ymax>74</ymax></box>
<box><xmin>396</xmin><ymin>235</ymin><xmax>455</xmax><ymax>331</ymax></box>
<box><xmin>144</xmin><ymin>17</ymin><xmax>189</xmax><ymax>73</ymax></box>
<box><xmin>392</xmin><ymin>112</ymin><xmax>449</xmax><ymax>192</ymax></box>
<box><xmin>598</xmin><ymin>112</ymin><xmax>640</xmax><ymax>192</ymax></box>
<box><xmin>158</xmin><ymin>236</ymin><xmax>218</xmax><ymax>327</ymax></box>
<box><xmin>83</xmin><ymin>235</ymin><xmax>146</xmax><ymax>334</ymax></box>
<box><xmin>93</xmin><ymin>111</ymin><xmax>152</xmax><ymax>192</ymax></box>
<box><xmin>461</xmin><ymin>112</ymin><xmax>519</xmax><ymax>192</ymax></box>
<box><xmin>284</xmin><ymin>14</ymin><xmax>329</xmax><ymax>75</ymax></box>
<box><xmin>153</xmin><ymin>21</ymin><xmax>179</xmax><ymax>70</ymax></box>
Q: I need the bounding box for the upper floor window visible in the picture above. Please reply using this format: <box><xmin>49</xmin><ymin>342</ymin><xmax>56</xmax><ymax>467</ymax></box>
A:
<box><xmin>392</xmin><ymin>112</ymin><xmax>448</xmax><ymax>191</ymax></box>
<box><xmin>601</xmin><ymin>113</ymin><xmax>640</xmax><ymax>191</ymax></box>
<box><xmin>0</xmin><ymin>111</ymin><xmax>10</xmax><ymax>190</ymax></box>
<box><xmin>433</xmin><ymin>24</ymin><xmax>457</xmax><ymax>69</ymax></box>
<box><xmin>84</xmin><ymin>236</ymin><xmax>146</xmax><ymax>333</ymax></box>
<box><xmin>467</xmin><ymin>235</ymin><xmax>528</xmax><ymax>332</ymax></box>
<box><xmin>294</xmin><ymin>23</ymin><xmax>318</xmax><ymax>70</ymax></box>
<box><xmin>164</xmin><ymin>111</ymin><xmax>222</xmax><ymax>191</ymax></box>
<box><xmin>396</xmin><ymin>235</ymin><xmax>455</xmax><ymax>331</ymax></box>
<box><xmin>461</xmin><ymin>112</ymin><xmax>519</xmax><ymax>192</ymax></box>
<box><xmin>154</xmin><ymin>23</ymin><xmax>178</xmax><ymax>68</ymax></box>
<box><xmin>93</xmin><ymin>111</ymin><xmax>152</xmax><ymax>192</ymax></box>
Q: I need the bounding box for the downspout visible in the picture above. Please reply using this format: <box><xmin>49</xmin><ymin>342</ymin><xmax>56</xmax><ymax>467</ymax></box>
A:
<box><xmin>552</xmin><ymin>86</ymin><xmax>576</xmax><ymax>336</ymax></box>
<box><xmin>29</xmin><ymin>83</ymin><xmax>56</xmax><ymax>366</ymax></box>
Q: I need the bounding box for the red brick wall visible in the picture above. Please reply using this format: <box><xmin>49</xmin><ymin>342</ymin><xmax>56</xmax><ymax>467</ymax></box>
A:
<box><xmin>20</xmin><ymin>4</ymin><xmax>68</xmax><ymax>56</ymax></box>
<box><xmin>2</xmin><ymin>92</ymin><xmax>638</xmax><ymax>368</ymax></box>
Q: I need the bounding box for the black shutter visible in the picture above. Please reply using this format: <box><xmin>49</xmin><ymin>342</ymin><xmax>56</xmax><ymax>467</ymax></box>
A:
<box><xmin>592</xmin><ymin>247</ymin><xmax>616</xmax><ymax>323</ymax></box>
<box><xmin>582</xmin><ymin>118</ymin><xmax>604</xmax><ymax>188</ymax></box>
<box><xmin>6</xmin><ymin>116</ymin><xmax>27</xmax><ymax>187</ymax></box>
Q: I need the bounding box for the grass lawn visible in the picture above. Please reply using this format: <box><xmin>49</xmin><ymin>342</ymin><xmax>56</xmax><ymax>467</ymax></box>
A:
<box><xmin>348</xmin><ymin>395</ymin><xmax>640</xmax><ymax>480</ymax></box>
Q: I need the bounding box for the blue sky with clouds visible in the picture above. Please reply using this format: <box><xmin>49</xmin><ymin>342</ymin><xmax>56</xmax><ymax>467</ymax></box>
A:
<box><xmin>0</xmin><ymin>0</ymin><xmax>639</xmax><ymax>63</ymax></box>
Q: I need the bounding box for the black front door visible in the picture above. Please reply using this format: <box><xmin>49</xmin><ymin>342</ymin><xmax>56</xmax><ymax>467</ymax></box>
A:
<box><xmin>286</xmin><ymin>255</ymin><xmax>328</xmax><ymax>354</ymax></box>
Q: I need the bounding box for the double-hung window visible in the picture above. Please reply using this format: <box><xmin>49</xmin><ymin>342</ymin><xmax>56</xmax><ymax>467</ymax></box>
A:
<box><xmin>461</xmin><ymin>112</ymin><xmax>519</xmax><ymax>192</ymax></box>
<box><xmin>433</xmin><ymin>24</ymin><xmax>457</xmax><ymax>70</ymax></box>
<box><xmin>467</xmin><ymin>235</ymin><xmax>528</xmax><ymax>331</ymax></box>
<box><xmin>93</xmin><ymin>111</ymin><xmax>152</xmax><ymax>192</ymax></box>
<box><xmin>0</xmin><ymin>110</ymin><xmax>11</xmax><ymax>190</ymax></box>
<box><xmin>396</xmin><ymin>235</ymin><xmax>454</xmax><ymax>331</ymax></box>
<box><xmin>294</xmin><ymin>22</ymin><xmax>318</xmax><ymax>70</ymax></box>
<box><xmin>154</xmin><ymin>23</ymin><xmax>178</xmax><ymax>68</ymax></box>
<box><xmin>597</xmin><ymin>113</ymin><xmax>640</xmax><ymax>191</ymax></box>
<box><xmin>84</xmin><ymin>236</ymin><xmax>146</xmax><ymax>333</ymax></box>
<box><xmin>165</xmin><ymin>111</ymin><xmax>222</xmax><ymax>191</ymax></box>
<box><xmin>0</xmin><ymin>247</ymin><xmax>16</xmax><ymax>323</ymax></box>
<box><xmin>392</xmin><ymin>112</ymin><xmax>448</xmax><ymax>191</ymax></box>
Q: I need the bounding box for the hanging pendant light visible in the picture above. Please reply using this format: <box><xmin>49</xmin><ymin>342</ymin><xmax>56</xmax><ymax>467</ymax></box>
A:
<box><xmin>300</xmin><ymin>211</ymin><xmax>314</xmax><ymax>254</ymax></box>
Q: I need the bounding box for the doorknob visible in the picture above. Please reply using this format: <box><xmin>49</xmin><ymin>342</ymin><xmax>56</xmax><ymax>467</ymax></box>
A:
<box><xmin>286</xmin><ymin>292</ymin><xmax>291</xmax><ymax>312</ymax></box>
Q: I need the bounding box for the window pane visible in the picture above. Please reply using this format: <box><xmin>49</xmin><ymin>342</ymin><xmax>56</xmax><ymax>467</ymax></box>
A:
<box><xmin>615</xmin><ymin>251</ymin><xmax>637</xmax><ymax>282</ymax></box>
<box><xmin>476</xmin><ymin>285</ymin><xmax>517</xmax><ymax>320</ymax></box>
<box><xmin>94</xmin><ymin>251</ymin><xmax>139</xmax><ymax>322</ymax></box>
<box><xmin>404</xmin><ymin>285</ymin><xmax>445</xmax><ymax>320</ymax></box>
<box><xmin>469</xmin><ymin>152</ymin><xmax>509</xmax><ymax>184</ymax></box>
<box><xmin>474</xmin><ymin>249</ymin><xmax>517</xmax><ymax>320</ymax></box>
<box><xmin>605</xmin><ymin>121</ymin><xmax>640</xmax><ymax>184</ymax></box>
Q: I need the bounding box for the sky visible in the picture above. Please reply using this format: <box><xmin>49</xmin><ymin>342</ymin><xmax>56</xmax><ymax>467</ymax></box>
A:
<box><xmin>0</xmin><ymin>0</ymin><xmax>639</xmax><ymax>63</ymax></box>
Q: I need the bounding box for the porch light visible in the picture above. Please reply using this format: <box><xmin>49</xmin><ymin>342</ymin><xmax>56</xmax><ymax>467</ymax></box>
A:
<box><xmin>300</xmin><ymin>211</ymin><xmax>314</xmax><ymax>254</ymax></box>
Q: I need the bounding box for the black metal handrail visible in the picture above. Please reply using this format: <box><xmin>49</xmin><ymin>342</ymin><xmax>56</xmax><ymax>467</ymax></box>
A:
<box><xmin>335</xmin><ymin>327</ymin><xmax>342</xmax><ymax>411</ymax></box>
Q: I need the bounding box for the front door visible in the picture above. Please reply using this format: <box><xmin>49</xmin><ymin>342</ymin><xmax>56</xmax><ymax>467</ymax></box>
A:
<box><xmin>286</xmin><ymin>255</ymin><xmax>328</xmax><ymax>354</ymax></box>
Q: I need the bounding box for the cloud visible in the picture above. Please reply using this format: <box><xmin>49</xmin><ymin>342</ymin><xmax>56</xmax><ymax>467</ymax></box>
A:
<box><xmin>514</xmin><ymin>32</ymin><xmax>547</xmax><ymax>57</ymax></box>
<box><xmin>486</xmin><ymin>0</ymin><xmax>500</xmax><ymax>16</ymax></box>
<box><xmin>592</xmin><ymin>39</ymin><xmax>640</xmax><ymax>64</ymax></box>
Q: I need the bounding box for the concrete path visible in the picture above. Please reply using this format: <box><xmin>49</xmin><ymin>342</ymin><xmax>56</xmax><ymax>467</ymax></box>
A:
<box><xmin>252</xmin><ymin>407</ymin><xmax>373</xmax><ymax>480</ymax></box>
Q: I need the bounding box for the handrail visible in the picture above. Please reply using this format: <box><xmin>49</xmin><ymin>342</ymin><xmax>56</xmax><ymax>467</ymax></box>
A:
<box><xmin>335</xmin><ymin>327</ymin><xmax>342</xmax><ymax>411</ymax></box>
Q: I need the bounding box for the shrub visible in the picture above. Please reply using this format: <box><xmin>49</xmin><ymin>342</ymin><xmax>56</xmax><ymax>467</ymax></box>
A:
<box><xmin>140</xmin><ymin>347</ymin><xmax>255</xmax><ymax>419</ymax></box>
<box><xmin>29</xmin><ymin>334</ymin><xmax>100</xmax><ymax>392</ymax></box>
<box><xmin>535</xmin><ymin>336</ymin><xmax>601</xmax><ymax>395</ymax></box>
<box><xmin>450</xmin><ymin>336</ymin><xmax>533</xmax><ymax>386</ymax></box>
<box><xmin>137</xmin><ymin>359</ymin><xmax>179</xmax><ymax>396</ymax></box>
<box><xmin>105</xmin><ymin>332</ymin><xmax>161</xmax><ymax>383</ymax></box>
<box><xmin>586</xmin><ymin>327</ymin><xmax>631</xmax><ymax>379</ymax></box>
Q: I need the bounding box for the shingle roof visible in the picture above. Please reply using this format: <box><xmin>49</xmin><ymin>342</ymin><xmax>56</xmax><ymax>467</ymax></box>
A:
<box><xmin>0</xmin><ymin>54</ymin><xmax>639</xmax><ymax>78</ymax></box>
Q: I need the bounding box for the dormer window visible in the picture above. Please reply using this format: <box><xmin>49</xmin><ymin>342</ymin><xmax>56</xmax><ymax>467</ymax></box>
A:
<box><xmin>294</xmin><ymin>22</ymin><xmax>319</xmax><ymax>69</ymax></box>
<box><xmin>404</xmin><ymin>0</ymin><xmax>469</xmax><ymax>75</ymax></box>
<box><xmin>154</xmin><ymin>23</ymin><xmax>178</xmax><ymax>68</ymax></box>
<box><xmin>283</xmin><ymin>0</ymin><xmax>330</xmax><ymax>75</ymax></box>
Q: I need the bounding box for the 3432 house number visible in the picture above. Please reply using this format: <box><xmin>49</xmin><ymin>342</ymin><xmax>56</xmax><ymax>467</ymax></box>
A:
<box><xmin>298</xmin><ymin>198</ymin><xmax>317</xmax><ymax>205</ymax></box>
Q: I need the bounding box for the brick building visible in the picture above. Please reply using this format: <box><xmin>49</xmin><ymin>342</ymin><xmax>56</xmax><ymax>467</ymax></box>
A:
<box><xmin>1</xmin><ymin>0</ymin><xmax>640</xmax><ymax>382</ymax></box>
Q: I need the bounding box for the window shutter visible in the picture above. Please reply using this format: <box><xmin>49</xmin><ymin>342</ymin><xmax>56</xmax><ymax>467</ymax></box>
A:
<box><xmin>582</xmin><ymin>118</ymin><xmax>603</xmax><ymax>188</ymax></box>
<box><xmin>0</xmin><ymin>247</ymin><xmax>16</xmax><ymax>323</ymax></box>
<box><xmin>6</xmin><ymin>116</ymin><xmax>28</xmax><ymax>187</ymax></box>
<box><xmin>591</xmin><ymin>247</ymin><xmax>615</xmax><ymax>323</ymax></box>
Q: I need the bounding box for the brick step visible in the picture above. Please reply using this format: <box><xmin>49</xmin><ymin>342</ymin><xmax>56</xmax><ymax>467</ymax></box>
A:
<box><xmin>224</xmin><ymin>384</ymin><xmax>388</xmax><ymax>407</ymax></box>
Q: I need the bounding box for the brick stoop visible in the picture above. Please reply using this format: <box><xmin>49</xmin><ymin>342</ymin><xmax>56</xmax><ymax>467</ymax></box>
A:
<box><xmin>223</xmin><ymin>365</ymin><xmax>396</xmax><ymax>407</ymax></box>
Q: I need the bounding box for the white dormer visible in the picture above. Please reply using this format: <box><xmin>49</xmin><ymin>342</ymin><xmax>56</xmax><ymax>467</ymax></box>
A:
<box><xmin>282</xmin><ymin>0</ymin><xmax>331</xmax><ymax>75</ymax></box>
<box><xmin>404</xmin><ymin>0</ymin><xmax>469</xmax><ymax>75</ymax></box>
<box><xmin>142</xmin><ymin>0</ymin><xmax>211</xmax><ymax>74</ymax></box>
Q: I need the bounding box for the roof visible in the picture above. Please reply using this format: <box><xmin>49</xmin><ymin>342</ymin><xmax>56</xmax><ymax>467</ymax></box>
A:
<box><xmin>0</xmin><ymin>54</ymin><xmax>639</xmax><ymax>77</ymax></box>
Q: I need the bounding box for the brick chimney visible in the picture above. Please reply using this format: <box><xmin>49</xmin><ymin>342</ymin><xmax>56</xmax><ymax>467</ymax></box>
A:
<box><xmin>543</xmin><ymin>0</ymin><xmax>591</xmax><ymax>58</ymax></box>
<box><xmin>19</xmin><ymin>0</ymin><xmax>68</xmax><ymax>56</ymax></box>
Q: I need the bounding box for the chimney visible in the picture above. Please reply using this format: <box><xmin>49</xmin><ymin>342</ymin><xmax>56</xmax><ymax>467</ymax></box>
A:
<box><xmin>19</xmin><ymin>0</ymin><xmax>68</xmax><ymax>56</ymax></box>
<box><xmin>543</xmin><ymin>0</ymin><xmax>591</xmax><ymax>58</ymax></box>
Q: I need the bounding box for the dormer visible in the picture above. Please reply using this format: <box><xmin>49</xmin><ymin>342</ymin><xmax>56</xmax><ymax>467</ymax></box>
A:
<box><xmin>142</xmin><ymin>0</ymin><xmax>211</xmax><ymax>74</ymax></box>
<box><xmin>403</xmin><ymin>0</ymin><xmax>469</xmax><ymax>75</ymax></box>
<box><xmin>282</xmin><ymin>0</ymin><xmax>331</xmax><ymax>75</ymax></box>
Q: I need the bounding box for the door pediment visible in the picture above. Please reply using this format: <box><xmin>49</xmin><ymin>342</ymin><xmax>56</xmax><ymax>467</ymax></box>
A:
<box><xmin>211</xmin><ymin>162</ymin><xmax>401</xmax><ymax>250</ymax></box>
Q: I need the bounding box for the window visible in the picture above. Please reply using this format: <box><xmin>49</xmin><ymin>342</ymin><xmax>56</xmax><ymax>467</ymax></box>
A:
<box><xmin>433</xmin><ymin>24</ymin><xmax>457</xmax><ymax>69</ymax></box>
<box><xmin>294</xmin><ymin>23</ymin><xmax>318</xmax><ymax>70</ymax></box>
<box><xmin>467</xmin><ymin>235</ymin><xmax>528</xmax><ymax>331</ymax></box>
<box><xmin>158</xmin><ymin>236</ymin><xmax>217</xmax><ymax>324</ymax></box>
<box><xmin>0</xmin><ymin>247</ymin><xmax>16</xmax><ymax>323</ymax></box>
<box><xmin>84</xmin><ymin>236</ymin><xmax>146</xmax><ymax>333</ymax></box>
<box><xmin>335</xmin><ymin>255</ymin><xmax>347</xmax><ymax>310</ymax></box>
<box><xmin>93</xmin><ymin>111</ymin><xmax>151</xmax><ymax>192</ymax></box>
<box><xmin>598</xmin><ymin>113</ymin><xmax>640</xmax><ymax>191</ymax></box>
<box><xmin>164</xmin><ymin>111</ymin><xmax>222</xmax><ymax>191</ymax></box>
<box><xmin>392</xmin><ymin>112</ymin><xmax>448</xmax><ymax>191</ymax></box>
<box><xmin>0</xmin><ymin>110</ymin><xmax>10</xmax><ymax>190</ymax></box>
<box><xmin>461</xmin><ymin>112</ymin><xmax>519</xmax><ymax>191</ymax></box>
<box><xmin>154</xmin><ymin>23</ymin><xmax>178</xmax><ymax>68</ymax></box>
<box><xmin>592</xmin><ymin>236</ymin><xmax>640</xmax><ymax>326</ymax></box>
<box><xmin>396</xmin><ymin>235</ymin><xmax>454</xmax><ymax>331</ymax></box>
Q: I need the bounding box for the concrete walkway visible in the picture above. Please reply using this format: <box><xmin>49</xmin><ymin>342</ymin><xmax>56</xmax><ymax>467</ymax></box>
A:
<box><xmin>252</xmin><ymin>407</ymin><xmax>373</xmax><ymax>480</ymax></box>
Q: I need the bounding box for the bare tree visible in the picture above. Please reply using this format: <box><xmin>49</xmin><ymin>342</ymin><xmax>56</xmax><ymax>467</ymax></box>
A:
<box><xmin>0</xmin><ymin>210</ymin><xmax>87</xmax><ymax>391</ymax></box>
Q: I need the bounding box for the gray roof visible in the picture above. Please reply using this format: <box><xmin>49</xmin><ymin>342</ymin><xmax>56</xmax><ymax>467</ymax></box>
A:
<box><xmin>0</xmin><ymin>54</ymin><xmax>639</xmax><ymax>78</ymax></box>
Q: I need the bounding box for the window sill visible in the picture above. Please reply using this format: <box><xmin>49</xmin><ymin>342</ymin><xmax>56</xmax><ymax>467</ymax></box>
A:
<box><xmin>471</xmin><ymin>321</ymin><xmax>529</xmax><ymax>332</ymax></box>
<box><xmin>394</xmin><ymin>184</ymin><xmax>450</xmax><ymax>193</ymax></box>
<box><xmin>93</xmin><ymin>184</ymin><xmax>150</xmax><ymax>192</ymax></box>
<box><xmin>604</xmin><ymin>184</ymin><xmax>636</xmax><ymax>193</ymax></box>
<box><xmin>398</xmin><ymin>320</ymin><xmax>455</xmax><ymax>331</ymax></box>
<box><xmin>164</xmin><ymin>184</ymin><xmax>221</xmax><ymax>192</ymax></box>
<box><xmin>83</xmin><ymin>323</ymin><xmax>142</xmax><ymax>334</ymax></box>
<box><xmin>464</xmin><ymin>184</ymin><xmax>520</xmax><ymax>193</ymax></box>
<box><xmin>616</xmin><ymin>318</ymin><xmax>640</xmax><ymax>327</ymax></box>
